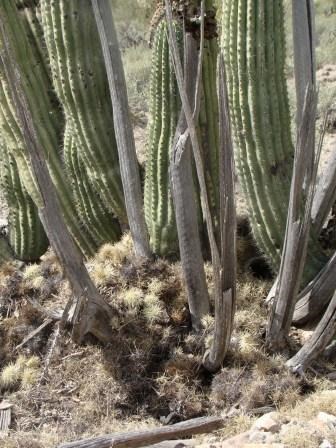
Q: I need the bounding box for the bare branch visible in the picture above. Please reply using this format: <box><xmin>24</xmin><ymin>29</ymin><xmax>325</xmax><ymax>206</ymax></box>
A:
<box><xmin>170</xmin><ymin>32</ymin><xmax>210</xmax><ymax>331</ymax></box>
<box><xmin>203</xmin><ymin>53</ymin><xmax>236</xmax><ymax>371</ymax></box>
<box><xmin>266</xmin><ymin>86</ymin><xmax>319</xmax><ymax>351</ymax></box>
<box><xmin>292</xmin><ymin>0</ymin><xmax>316</xmax><ymax>126</ymax></box>
<box><xmin>311</xmin><ymin>110</ymin><xmax>336</xmax><ymax>232</ymax></box>
<box><xmin>91</xmin><ymin>0</ymin><xmax>151</xmax><ymax>259</ymax></box>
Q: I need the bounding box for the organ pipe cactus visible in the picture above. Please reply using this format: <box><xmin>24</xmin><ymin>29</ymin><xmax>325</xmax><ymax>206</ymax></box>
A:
<box><xmin>0</xmin><ymin>1</ymin><xmax>99</xmax><ymax>257</ymax></box>
<box><xmin>222</xmin><ymin>0</ymin><xmax>326</xmax><ymax>281</ymax></box>
<box><xmin>144</xmin><ymin>20</ymin><xmax>182</xmax><ymax>256</ymax></box>
<box><xmin>64</xmin><ymin>125</ymin><xmax>121</xmax><ymax>246</ymax></box>
<box><xmin>0</xmin><ymin>136</ymin><xmax>48</xmax><ymax>261</ymax></box>
<box><xmin>145</xmin><ymin>1</ymin><xmax>220</xmax><ymax>256</ymax></box>
<box><xmin>40</xmin><ymin>0</ymin><xmax>127</xmax><ymax>224</ymax></box>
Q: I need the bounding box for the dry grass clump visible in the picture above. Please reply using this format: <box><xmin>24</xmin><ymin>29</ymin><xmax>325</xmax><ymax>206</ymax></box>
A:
<box><xmin>211</xmin><ymin>348</ymin><xmax>301</xmax><ymax>413</ymax></box>
<box><xmin>0</xmin><ymin>355</ymin><xmax>40</xmax><ymax>390</ymax></box>
<box><xmin>96</xmin><ymin>234</ymin><xmax>134</xmax><ymax>266</ymax></box>
<box><xmin>279</xmin><ymin>424</ymin><xmax>323</xmax><ymax>448</ymax></box>
<box><xmin>283</xmin><ymin>389</ymin><xmax>336</xmax><ymax>421</ymax></box>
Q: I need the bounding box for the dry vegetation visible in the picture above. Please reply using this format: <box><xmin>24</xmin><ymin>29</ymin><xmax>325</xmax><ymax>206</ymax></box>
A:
<box><xmin>0</xmin><ymin>232</ymin><xmax>335</xmax><ymax>447</ymax></box>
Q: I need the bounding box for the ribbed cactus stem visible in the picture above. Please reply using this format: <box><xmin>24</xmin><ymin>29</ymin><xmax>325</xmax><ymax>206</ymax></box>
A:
<box><xmin>64</xmin><ymin>125</ymin><xmax>121</xmax><ymax>246</ymax></box>
<box><xmin>223</xmin><ymin>0</ymin><xmax>326</xmax><ymax>280</ymax></box>
<box><xmin>0</xmin><ymin>1</ymin><xmax>97</xmax><ymax>257</ymax></box>
<box><xmin>199</xmin><ymin>35</ymin><xmax>220</xmax><ymax>234</ymax></box>
<box><xmin>145</xmin><ymin>2</ymin><xmax>220</xmax><ymax>256</ymax></box>
<box><xmin>0</xmin><ymin>136</ymin><xmax>48</xmax><ymax>261</ymax></box>
<box><xmin>40</xmin><ymin>0</ymin><xmax>126</xmax><ymax>222</ymax></box>
<box><xmin>144</xmin><ymin>20</ymin><xmax>181</xmax><ymax>256</ymax></box>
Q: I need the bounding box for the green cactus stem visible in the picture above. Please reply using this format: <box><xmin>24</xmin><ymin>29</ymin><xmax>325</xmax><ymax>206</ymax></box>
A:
<box><xmin>145</xmin><ymin>1</ymin><xmax>220</xmax><ymax>256</ymax></box>
<box><xmin>0</xmin><ymin>1</ymin><xmax>98</xmax><ymax>257</ymax></box>
<box><xmin>144</xmin><ymin>20</ymin><xmax>181</xmax><ymax>256</ymax></box>
<box><xmin>64</xmin><ymin>125</ymin><xmax>121</xmax><ymax>246</ymax></box>
<box><xmin>40</xmin><ymin>0</ymin><xmax>126</xmax><ymax>222</ymax></box>
<box><xmin>222</xmin><ymin>0</ymin><xmax>326</xmax><ymax>281</ymax></box>
<box><xmin>0</xmin><ymin>136</ymin><xmax>48</xmax><ymax>261</ymax></box>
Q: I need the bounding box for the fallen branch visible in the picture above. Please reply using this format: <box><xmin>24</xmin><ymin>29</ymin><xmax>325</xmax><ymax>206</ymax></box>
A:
<box><xmin>58</xmin><ymin>416</ymin><xmax>224</xmax><ymax>448</ymax></box>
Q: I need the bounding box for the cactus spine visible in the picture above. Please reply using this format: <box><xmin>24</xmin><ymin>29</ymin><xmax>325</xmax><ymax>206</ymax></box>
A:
<box><xmin>145</xmin><ymin>1</ymin><xmax>220</xmax><ymax>256</ymax></box>
<box><xmin>40</xmin><ymin>0</ymin><xmax>126</xmax><ymax>224</ymax></box>
<box><xmin>0</xmin><ymin>136</ymin><xmax>48</xmax><ymax>261</ymax></box>
<box><xmin>222</xmin><ymin>0</ymin><xmax>326</xmax><ymax>280</ymax></box>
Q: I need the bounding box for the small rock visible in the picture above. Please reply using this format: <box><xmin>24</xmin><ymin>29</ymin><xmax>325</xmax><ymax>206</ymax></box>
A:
<box><xmin>251</xmin><ymin>412</ymin><xmax>281</xmax><ymax>433</ymax></box>
<box><xmin>219</xmin><ymin>431</ymin><xmax>250</xmax><ymax>447</ymax></box>
<box><xmin>248</xmin><ymin>431</ymin><xmax>267</xmax><ymax>443</ymax></box>
<box><xmin>317</xmin><ymin>412</ymin><xmax>336</xmax><ymax>429</ymax></box>
<box><xmin>319</xmin><ymin>440</ymin><xmax>333</xmax><ymax>448</ymax></box>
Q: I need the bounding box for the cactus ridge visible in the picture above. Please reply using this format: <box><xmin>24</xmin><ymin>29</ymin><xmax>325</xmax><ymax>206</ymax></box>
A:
<box><xmin>223</xmin><ymin>0</ymin><xmax>327</xmax><ymax>279</ymax></box>
<box><xmin>144</xmin><ymin>20</ymin><xmax>181</xmax><ymax>256</ymax></box>
<box><xmin>40</xmin><ymin>0</ymin><xmax>126</xmax><ymax>222</ymax></box>
<box><xmin>0</xmin><ymin>1</ymin><xmax>97</xmax><ymax>257</ymax></box>
<box><xmin>0</xmin><ymin>136</ymin><xmax>48</xmax><ymax>261</ymax></box>
<box><xmin>64</xmin><ymin>125</ymin><xmax>121</xmax><ymax>247</ymax></box>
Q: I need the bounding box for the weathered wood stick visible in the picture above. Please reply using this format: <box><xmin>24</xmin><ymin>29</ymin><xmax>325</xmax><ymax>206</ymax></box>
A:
<box><xmin>58</xmin><ymin>416</ymin><xmax>224</xmax><ymax>448</ymax></box>
<box><xmin>91</xmin><ymin>0</ymin><xmax>151</xmax><ymax>259</ymax></box>
<box><xmin>292</xmin><ymin>0</ymin><xmax>316</xmax><ymax>127</ymax></box>
<box><xmin>287</xmin><ymin>291</ymin><xmax>336</xmax><ymax>371</ymax></box>
<box><xmin>170</xmin><ymin>31</ymin><xmax>210</xmax><ymax>331</ymax></box>
<box><xmin>311</xmin><ymin>111</ymin><xmax>335</xmax><ymax>232</ymax></box>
